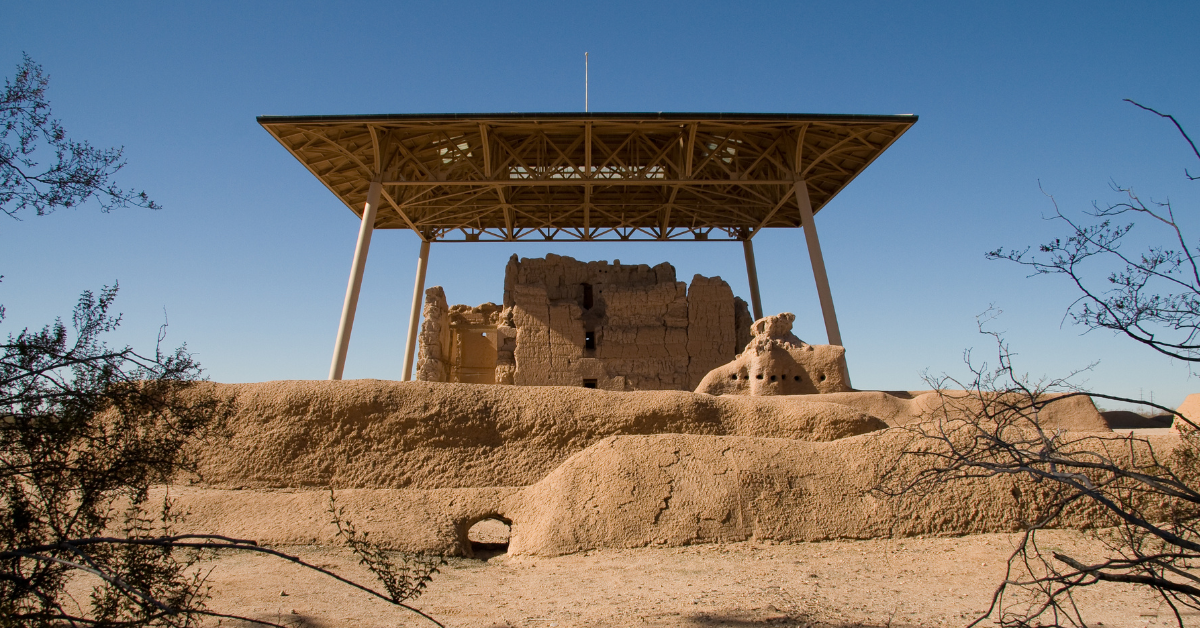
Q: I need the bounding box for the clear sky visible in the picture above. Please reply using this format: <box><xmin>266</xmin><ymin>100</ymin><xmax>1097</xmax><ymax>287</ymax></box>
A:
<box><xmin>2</xmin><ymin>1</ymin><xmax>1197</xmax><ymax>409</ymax></box>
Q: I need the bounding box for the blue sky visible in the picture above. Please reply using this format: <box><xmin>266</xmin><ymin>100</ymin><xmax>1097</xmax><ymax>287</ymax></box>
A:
<box><xmin>2</xmin><ymin>1</ymin><xmax>1198</xmax><ymax>409</ymax></box>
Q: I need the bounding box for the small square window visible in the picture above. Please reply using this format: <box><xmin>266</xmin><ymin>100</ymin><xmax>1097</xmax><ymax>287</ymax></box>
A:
<box><xmin>585</xmin><ymin>331</ymin><xmax>596</xmax><ymax>350</ymax></box>
<box><xmin>583</xmin><ymin>379</ymin><xmax>598</xmax><ymax>389</ymax></box>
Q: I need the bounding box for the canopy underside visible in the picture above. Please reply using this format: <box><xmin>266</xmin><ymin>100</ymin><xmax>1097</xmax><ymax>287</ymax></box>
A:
<box><xmin>259</xmin><ymin>113</ymin><xmax>916</xmax><ymax>242</ymax></box>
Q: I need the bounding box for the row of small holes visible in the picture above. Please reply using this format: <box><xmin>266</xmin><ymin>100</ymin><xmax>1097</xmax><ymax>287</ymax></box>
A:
<box><xmin>724</xmin><ymin>374</ymin><xmax>811</xmax><ymax>384</ymax></box>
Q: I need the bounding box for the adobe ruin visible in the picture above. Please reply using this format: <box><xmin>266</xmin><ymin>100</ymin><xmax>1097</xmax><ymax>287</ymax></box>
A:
<box><xmin>695</xmin><ymin>313</ymin><xmax>852</xmax><ymax>395</ymax></box>
<box><xmin>177</xmin><ymin>378</ymin><xmax>1127</xmax><ymax>557</ymax></box>
<box><xmin>415</xmin><ymin>254</ymin><xmax>754</xmax><ymax>391</ymax></box>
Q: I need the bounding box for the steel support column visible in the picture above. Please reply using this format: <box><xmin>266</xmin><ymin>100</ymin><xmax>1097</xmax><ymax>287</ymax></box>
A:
<box><xmin>401</xmin><ymin>240</ymin><xmax>431</xmax><ymax>381</ymax></box>
<box><xmin>794</xmin><ymin>181</ymin><xmax>843</xmax><ymax>346</ymax></box>
<box><xmin>741</xmin><ymin>238</ymin><xmax>764</xmax><ymax>321</ymax></box>
<box><xmin>329</xmin><ymin>180</ymin><xmax>383</xmax><ymax>380</ymax></box>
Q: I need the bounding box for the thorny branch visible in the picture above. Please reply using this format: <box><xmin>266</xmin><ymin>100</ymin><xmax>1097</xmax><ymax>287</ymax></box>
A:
<box><xmin>988</xmin><ymin>101</ymin><xmax>1200</xmax><ymax>364</ymax></box>
<box><xmin>877</xmin><ymin>309</ymin><xmax>1200</xmax><ymax>627</ymax></box>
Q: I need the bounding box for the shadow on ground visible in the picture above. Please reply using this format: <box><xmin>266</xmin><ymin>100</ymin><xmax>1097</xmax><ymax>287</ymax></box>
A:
<box><xmin>225</xmin><ymin>611</ymin><xmax>331</xmax><ymax>628</ymax></box>
<box><xmin>665</xmin><ymin>609</ymin><xmax>922</xmax><ymax>628</ymax></box>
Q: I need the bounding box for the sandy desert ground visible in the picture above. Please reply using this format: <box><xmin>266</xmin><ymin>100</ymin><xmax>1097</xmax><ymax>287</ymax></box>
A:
<box><xmin>196</xmin><ymin>529</ymin><xmax>1189</xmax><ymax>628</ymax></box>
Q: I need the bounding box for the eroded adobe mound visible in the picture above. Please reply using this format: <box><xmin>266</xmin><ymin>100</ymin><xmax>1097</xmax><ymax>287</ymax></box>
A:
<box><xmin>811</xmin><ymin>390</ymin><xmax>1110</xmax><ymax>431</ymax></box>
<box><xmin>695</xmin><ymin>313</ymin><xmax>852</xmax><ymax>395</ymax></box>
<box><xmin>507</xmin><ymin>431</ymin><xmax>1134</xmax><ymax>555</ymax></box>
<box><xmin>190</xmin><ymin>380</ymin><xmax>887</xmax><ymax>490</ymax></box>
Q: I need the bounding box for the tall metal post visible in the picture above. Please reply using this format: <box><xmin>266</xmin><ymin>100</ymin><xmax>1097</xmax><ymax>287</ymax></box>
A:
<box><xmin>794</xmin><ymin>181</ymin><xmax>843</xmax><ymax>346</ymax></box>
<box><xmin>329</xmin><ymin>180</ymin><xmax>383</xmax><ymax>380</ymax></box>
<box><xmin>741</xmin><ymin>238</ymin><xmax>764</xmax><ymax>321</ymax></box>
<box><xmin>401</xmin><ymin>240</ymin><xmax>431</xmax><ymax>381</ymax></box>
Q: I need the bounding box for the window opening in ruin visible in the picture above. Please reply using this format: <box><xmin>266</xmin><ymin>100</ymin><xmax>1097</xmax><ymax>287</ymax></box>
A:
<box><xmin>794</xmin><ymin>376</ymin><xmax>801</xmax><ymax>381</ymax></box>
<box><xmin>585</xmin><ymin>330</ymin><xmax>596</xmax><ymax>350</ymax></box>
<box><xmin>756</xmin><ymin>373</ymin><xmax>763</xmax><ymax>380</ymax></box>
<box><xmin>467</xmin><ymin>517</ymin><xmax>511</xmax><ymax>559</ymax></box>
<box><xmin>770</xmin><ymin>375</ymin><xmax>777</xmax><ymax>381</ymax></box>
<box><xmin>581</xmin><ymin>283</ymin><xmax>594</xmax><ymax>309</ymax></box>
<box><xmin>583</xmin><ymin>379</ymin><xmax>598</xmax><ymax>389</ymax></box>
<box><xmin>819</xmin><ymin>374</ymin><xmax>827</xmax><ymax>382</ymax></box>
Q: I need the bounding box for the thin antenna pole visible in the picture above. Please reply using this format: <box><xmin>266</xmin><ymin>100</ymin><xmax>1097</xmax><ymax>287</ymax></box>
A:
<box><xmin>585</xmin><ymin>52</ymin><xmax>589</xmax><ymax>112</ymax></box>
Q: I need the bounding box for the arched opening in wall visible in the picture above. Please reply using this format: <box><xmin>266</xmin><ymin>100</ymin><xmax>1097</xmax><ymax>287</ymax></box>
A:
<box><xmin>467</xmin><ymin>516</ymin><xmax>511</xmax><ymax>559</ymax></box>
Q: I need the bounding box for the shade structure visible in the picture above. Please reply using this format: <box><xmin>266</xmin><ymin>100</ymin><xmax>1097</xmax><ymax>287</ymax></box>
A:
<box><xmin>258</xmin><ymin>112</ymin><xmax>916</xmax><ymax>242</ymax></box>
<box><xmin>258</xmin><ymin>111</ymin><xmax>918</xmax><ymax>381</ymax></box>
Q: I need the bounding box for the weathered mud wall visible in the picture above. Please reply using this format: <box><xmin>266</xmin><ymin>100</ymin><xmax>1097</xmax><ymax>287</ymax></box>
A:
<box><xmin>174</xmin><ymin>379</ymin><xmax>1127</xmax><ymax>557</ymax></box>
<box><xmin>414</xmin><ymin>287</ymin><xmax>450</xmax><ymax>382</ymax></box>
<box><xmin>171</xmin><ymin>430</ymin><xmax>1181</xmax><ymax>557</ymax></box>
<box><xmin>189</xmin><ymin>380</ymin><xmax>887</xmax><ymax>490</ymax></box>
<box><xmin>505</xmin><ymin>432</ymin><xmax>1179</xmax><ymax>556</ymax></box>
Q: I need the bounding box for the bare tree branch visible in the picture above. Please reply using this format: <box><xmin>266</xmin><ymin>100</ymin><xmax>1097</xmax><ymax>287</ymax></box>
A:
<box><xmin>0</xmin><ymin>54</ymin><xmax>159</xmax><ymax>219</ymax></box>
<box><xmin>877</xmin><ymin>310</ymin><xmax>1200</xmax><ymax>627</ymax></box>
<box><xmin>988</xmin><ymin>103</ymin><xmax>1200</xmax><ymax>364</ymax></box>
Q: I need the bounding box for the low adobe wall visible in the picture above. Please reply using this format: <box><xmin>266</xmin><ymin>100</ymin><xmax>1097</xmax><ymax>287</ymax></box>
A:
<box><xmin>188</xmin><ymin>380</ymin><xmax>888</xmax><ymax>490</ymax></box>
<box><xmin>168</xmin><ymin>380</ymin><xmax>1138</xmax><ymax>556</ymax></box>
<box><xmin>170</xmin><ymin>430</ymin><xmax>1182</xmax><ymax>557</ymax></box>
<box><xmin>188</xmin><ymin>380</ymin><xmax>1108</xmax><ymax>491</ymax></box>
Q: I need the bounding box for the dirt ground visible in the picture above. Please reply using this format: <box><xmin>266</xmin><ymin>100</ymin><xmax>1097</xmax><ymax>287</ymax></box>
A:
<box><xmin>196</xmin><ymin>530</ymin><xmax>1190</xmax><ymax>628</ymax></box>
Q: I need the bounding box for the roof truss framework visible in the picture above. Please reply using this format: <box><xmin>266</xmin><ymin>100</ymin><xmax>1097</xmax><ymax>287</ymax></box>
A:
<box><xmin>259</xmin><ymin>113</ymin><xmax>917</xmax><ymax>242</ymax></box>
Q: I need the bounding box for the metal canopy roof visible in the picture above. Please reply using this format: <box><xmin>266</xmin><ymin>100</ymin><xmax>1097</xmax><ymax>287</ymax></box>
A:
<box><xmin>258</xmin><ymin>112</ymin><xmax>917</xmax><ymax>242</ymax></box>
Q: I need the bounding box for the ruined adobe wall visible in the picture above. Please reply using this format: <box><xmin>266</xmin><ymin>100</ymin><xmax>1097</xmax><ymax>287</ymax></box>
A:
<box><xmin>414</xmin><ymin>287</ymin><xmax>450</xmax><ymax>382</ymax></box>
<box><xmin>696</xmin><ymin>313</ymin><xmax>854</xmax><ymax>396</ymax></box>
<box><xmin>503</xmin><ymin>254</ymin><xmax>751</xmax><ymax>390</ymax></box>
<box><xmin>173</xmin><ymin>380</ymin><xmax>1139</xmax><ymax>556</ymax></box>
<box><xmin>187</xmin><ymin>380</ymin><xmax>889</xmax><ymax>491</ymax></box>
<box><xmin>686</xmin><ymin>275</ymin><xmax>743</xmax><ymax>389</ymax></box>
<box><xmin>416</xmin><ymin>290</ymin><xmax>504</xmax><ymax>384</ymax></box>
<box><xmin>186</xmin><ymin>379</ymin><xmax>1110</xmax><ymax>493</ymax></box>
<box><xmin>169</xmin><ymin>427</ymin><xmax>1180</xmax><ymax>556</ymax></box>
<box><xmin>504</xmin><ymin>254</ymin><xmax>684</xmax><ymax>389</ymax></box>
<box><xmin>446</xmin><ymin>302</ymin><xmax>502</xmax><ymax>384</ymax></box>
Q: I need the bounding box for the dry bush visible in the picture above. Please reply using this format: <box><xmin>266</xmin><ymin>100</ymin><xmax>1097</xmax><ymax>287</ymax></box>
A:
<box><xmin>0</xmin><ymin>287</ymin><xmax>446</xmax><ymax>627</ymax></box>
<box><xmin>881</xmin><ymin>101</ymin><xmax>1200</xmax><ymax>627</ymax></box>
<box><xmin>878</xmin><ymin>318</ymin><xmax>1199</xmax><ymax>626</ymax></box>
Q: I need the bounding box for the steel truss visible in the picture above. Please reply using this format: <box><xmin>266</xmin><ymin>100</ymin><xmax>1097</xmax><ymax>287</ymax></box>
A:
<box><xmin>259</xmin><ymin>113</ymin><xmax>916</xmax><ymax>242</ymax></box>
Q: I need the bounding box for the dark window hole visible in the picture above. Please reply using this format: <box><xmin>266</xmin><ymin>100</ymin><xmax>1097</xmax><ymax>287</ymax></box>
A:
<box><xmin>755</xmin><ymin>374</ymin><xmax>763</xmax><ymax>380</ymax></box>
<box><xmin>819</xmin><ymin>374</ymin><xmax>827</xmax><ymax>382</ymax></box>
<box><xmin>467</xmin><ymin>517</ymin><xmax>511</xmax><ymax>559</ymax></box>
<box><xmin>585</xmin><ymin>331</ymin><xmax>596</xmax><ymax>350</ymax></box>
<box><xmin>729</xmin><ymin>374</ymin><xmax>738</xmax><ymax>381</ymax></box>
<box><xmin>581</xmin><ymin>283</ymin><xmax>594</xmax><ymax>309</ymax></box>
<box><xmin>794</xmin><ymin>375</ymin><xmax>801</xmax><ymax>381</ymax></box>
<box><xmin>583</xmin><ymin>379</ymin><xmax>598</xmax><ymax>389</ymax></box>
<box><xmin>769</xmin><ymin>375</ymin><xmax>777</xmax><ymax>382</ymax></box>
